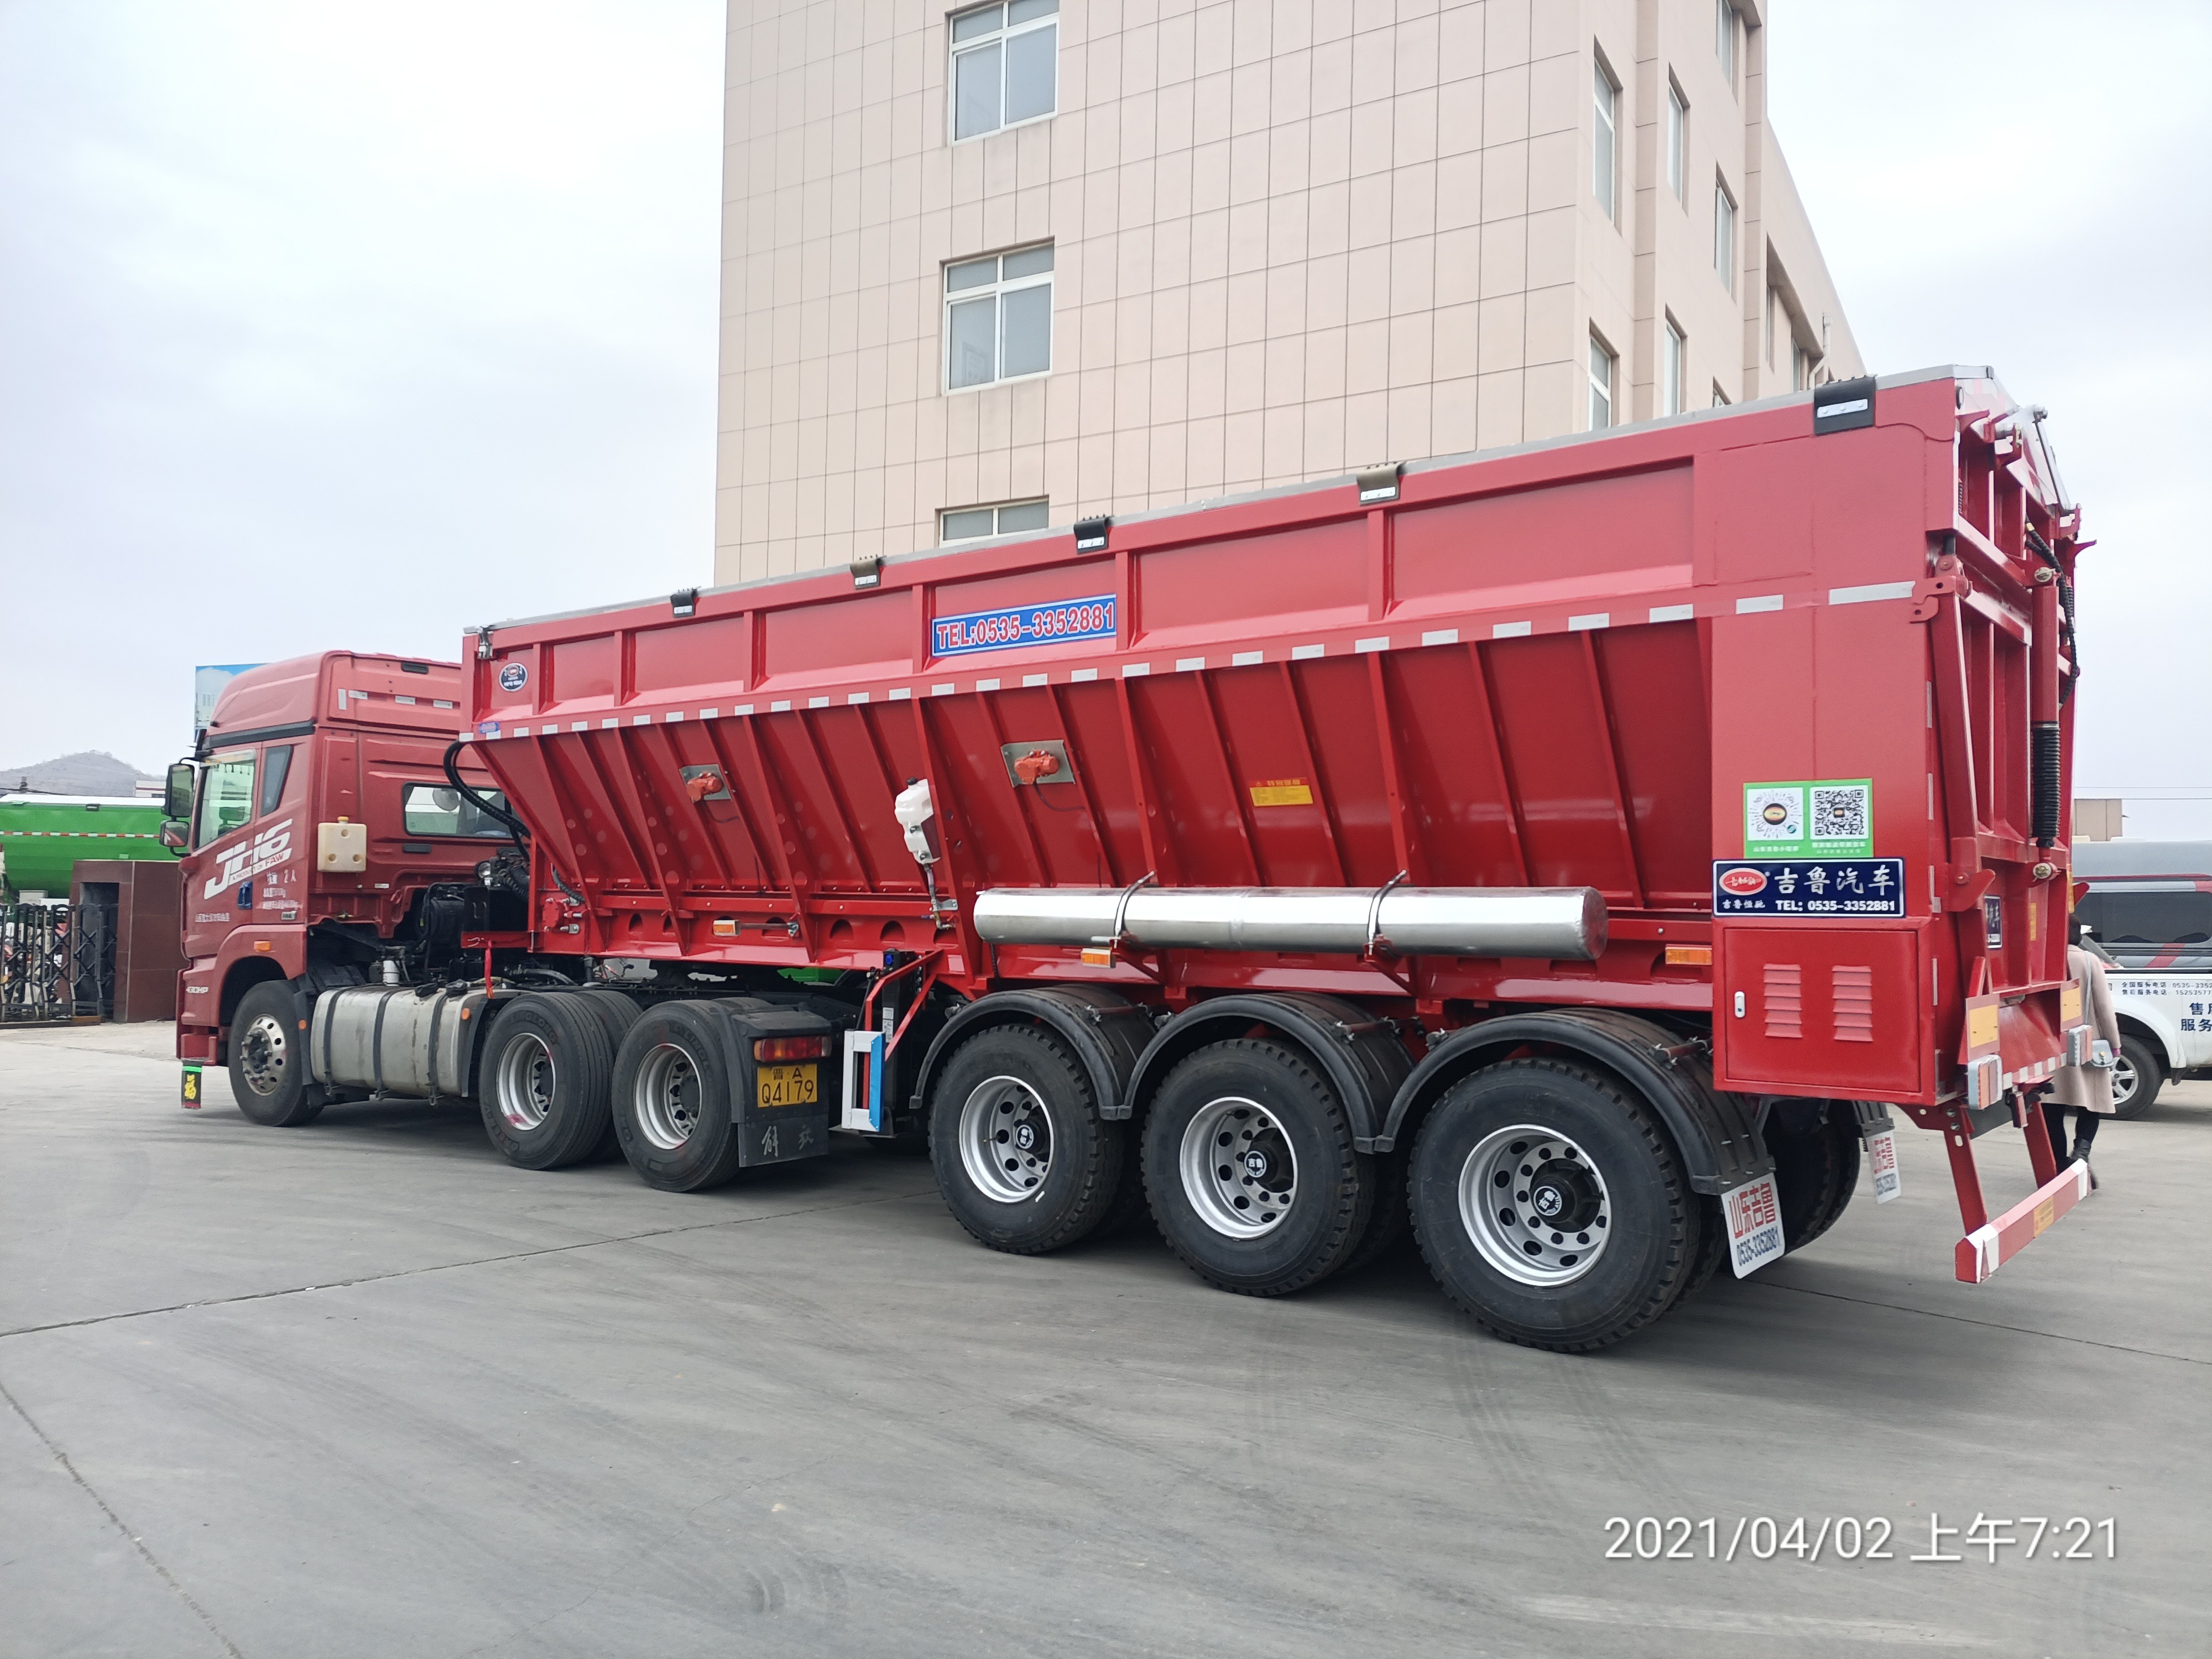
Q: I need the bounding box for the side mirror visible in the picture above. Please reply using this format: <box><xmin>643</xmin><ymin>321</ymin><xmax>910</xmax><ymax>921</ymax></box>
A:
<box><xmin>165</xmin><ymin>761</ymin><xmax>196</xmax><ymax>822</ymax></box>
<box><xmin>159</xmin><ymin>820</ymin><xmax>189</xmax><ymax>852</ymax></box>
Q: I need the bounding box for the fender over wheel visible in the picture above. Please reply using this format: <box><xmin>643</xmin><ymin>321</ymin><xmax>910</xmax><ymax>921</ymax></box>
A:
<box><xmin>929</xmin><ymin>1022</ymin><xmax>1127</xmax><ymax>1254</ymax></box>
<box><xmin>478</xmin><ymin>993</ymin><xmax>617</xmax><ymax>1171</ymax></box>
<box><xmin>228</xmin><ymin>979</ymin><xmax>325</xmax><ymax>1127</ymax></box>
<box><xmin>1762</xmin><ymin>1100</ymin><xmax>1859</xmax><ymax>1252</ymax></box>
<box><xmin>1141</xmin><ymin>1039</ymin><xmax>1372</xmax><ymax>1297</ymax></box>
<box><xmin>1408</xmin><ymin>1058</ymin><xmax>1698</xmax><ymax>1352</ymax></box>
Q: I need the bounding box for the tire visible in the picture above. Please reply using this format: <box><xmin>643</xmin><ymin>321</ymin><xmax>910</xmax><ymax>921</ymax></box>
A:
<box><xmin>2110</xmin><ymin>1032</ymin><xmax>2164</xmax><ymax>1119</ymax></box>
<box><xmin>478</xmin><ymin>993</ymin><xmax>616</xmax><ymax>1171</ymax></box>
<box><xmin>929</xmin><ymin>1022</ymin><xmax>1126</xmax><ymax>1255</ymax></box>
<box><xmin>1763</xmin><ymin>1100</ymin><xmax>1859</xmax><ymax>1252</ymax></box>
<box><xmin>1408</xmin><ymin>1058</ymin><xmax>1697</xmax><ymax>1352</ymax></box>
<box><xmin>1340</xmin><ymin>1142</ymin><xmax>1410</xmax><ymax>1273</ymax></box>
<box><xmin>573</xmin><ymin>988</ymin><xmax>643</xmax><ymax>1158</ymax></box>
<box><xmin>611</xmin><ymin>1001</ymin><xmax>749</xmax><ymax>1192</ymax></box>
<box><xmin>227</xmin><ymin>979</ymin><xmax>325</xmax><ymax>1127</ymax></box>
<box><xmin>1666</xmin><ymin>1195</ymin><xmax>1727</xmax><ymax>1314</ymax></box>
<box><xmin>1141</xmin><ymin>1039</ymin><xmax>1372</xmax><ymax>1297</ymax></box>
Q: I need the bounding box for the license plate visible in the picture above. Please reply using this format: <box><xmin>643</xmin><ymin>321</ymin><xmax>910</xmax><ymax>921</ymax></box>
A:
<box><xmin>1723</xmin><ymin>1173</ymin><xmax>1786</xmax><ymax>1278</ymax></box>
<box><xmin>757</xmin><ymin>1063</ymin><xmax>818</xmax><ymax>1109</ymax></box>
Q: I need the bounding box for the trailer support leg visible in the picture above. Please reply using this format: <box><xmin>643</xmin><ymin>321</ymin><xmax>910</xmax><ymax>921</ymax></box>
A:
<box><xmin>1942</xmin><ymin>1110</ymin><xmax>1988</xmax><ymax>1236</ymax></box>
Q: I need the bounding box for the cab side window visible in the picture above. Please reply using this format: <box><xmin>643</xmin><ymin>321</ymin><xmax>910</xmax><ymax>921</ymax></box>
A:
<box><xmin>195</xmin><ymin>753</ymin><xmax>257</xmax><ymax>848</ymax></box>
<box><xmin>259</xmin><ymin>745</ymin><xmax>294</xmax><ymax>816</ymax></box>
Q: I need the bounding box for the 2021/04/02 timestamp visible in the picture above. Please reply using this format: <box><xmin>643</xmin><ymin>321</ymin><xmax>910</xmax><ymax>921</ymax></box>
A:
<box><xmin>1604</xmin><ymin>1515</ymin><xmax>2116</xmax><ymax>1563</ymax></box>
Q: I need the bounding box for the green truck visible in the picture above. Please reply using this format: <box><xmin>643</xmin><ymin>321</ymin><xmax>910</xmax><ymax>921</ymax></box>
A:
<box><xmin>0</xmin><ymin>793</ymin><xmax>176</xmax><ymax>899</ymax></box>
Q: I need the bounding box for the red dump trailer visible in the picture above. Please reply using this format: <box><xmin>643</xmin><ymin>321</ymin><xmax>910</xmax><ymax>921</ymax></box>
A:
<box><xmin>175</xmin><ymin>366</ymin><xmax>2098</xmax><ymax>1352</ymax></box>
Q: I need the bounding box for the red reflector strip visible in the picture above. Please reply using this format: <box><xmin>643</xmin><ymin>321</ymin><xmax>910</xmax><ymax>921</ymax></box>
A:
<box><xmin>1955</xmin><ymin>1161</ymin><xmax>2091</xmax><ymax>1284</ymax></box>
<box><xmin>753</xmin><ymin>1036</ymin><xmax>826</xmax><ymax>1062</ymax></box>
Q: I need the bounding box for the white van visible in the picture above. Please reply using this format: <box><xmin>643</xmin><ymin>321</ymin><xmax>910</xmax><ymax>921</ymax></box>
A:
<box><xmin>2076</xmin><ymin>840</ymin><xmax>2212</xmax><ymax>1114</ymax></box>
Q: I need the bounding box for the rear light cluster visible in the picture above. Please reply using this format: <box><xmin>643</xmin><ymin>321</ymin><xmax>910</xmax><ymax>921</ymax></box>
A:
<box><xmin>753</xmin><ymin>1036</ymin><xmax>826</xmax><ymax>1062</ymax></box>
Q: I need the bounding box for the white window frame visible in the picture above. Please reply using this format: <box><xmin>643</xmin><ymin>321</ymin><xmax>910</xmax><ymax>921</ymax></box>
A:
<box><xmin>1588</xmin><ymin>331</ymin><xmax>1616</xmax><ymax>431</ymax></box>
<box><xmin>943</xmin><ymin>243</ymin><xmax>1055</xmax><ymax>394</ymax></box>
<box><xmin>941</xmin><ymin>498</ymin><xmax>1051</xmax><ymax>543</ymax></box>
<box><xmin>1662</xmin><ymin>316</ymin><xmax>1685</xmax><ymax>417</ymax></box>
<box><xmin>947</xmin><ymin>0</ymin><xmax>1059</xmax><ymax>144</ymax></box>
<box><xmin>1716</xmin><ymin>0</ymin><xmax>1736</xmax><ymax>91</ymax></box>
<box><xmin>1592</xmin><ymin>57</ymin><xmax>1619</xmax><ymax>222</ymax></box>
<box><xmin>1666</xmin><ymin>80</ymin><xmax>1687</xmax><ymax>204</ymax></box>
<box><xmin>1713</xmin><ymin>178</ymin><xmax>1736</xmax><ymax>295</ymax></box>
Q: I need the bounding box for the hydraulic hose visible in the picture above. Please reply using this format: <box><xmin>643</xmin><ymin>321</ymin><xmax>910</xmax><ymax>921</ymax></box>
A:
<box><xmin>442</xmin><ymin>739</ymin><xmax>587</xmax><ymax>910</ymax></box>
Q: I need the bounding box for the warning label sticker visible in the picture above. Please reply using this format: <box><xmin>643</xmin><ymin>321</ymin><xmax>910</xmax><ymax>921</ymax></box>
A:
<box><xmin>1249</xmin><ymin>779</ymin><xmax>1314</xmax><ymax>807</ymax></box>
<box><xmin>1743</xmin><ymin>779</ymin><xmax>1873</xmax><ymax>859</ymax></box>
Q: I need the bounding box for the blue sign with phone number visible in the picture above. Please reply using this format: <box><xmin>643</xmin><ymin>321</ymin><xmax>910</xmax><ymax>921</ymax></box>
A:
<box><xmin>933</xmin><ymin>594</ymin><xmax>1116</xmax><ymax>659</ymax></box>
<box><xmin>1713</xmin><ymin>858</ymin><xmax>1907</xmax><ymax>917</ymax></box>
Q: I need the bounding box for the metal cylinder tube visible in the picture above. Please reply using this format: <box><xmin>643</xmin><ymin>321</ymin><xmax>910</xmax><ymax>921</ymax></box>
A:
<box><xmin>972</xmin><ymin>885</ymin><xmax>1607</xmax><ymax>961</ymax></box>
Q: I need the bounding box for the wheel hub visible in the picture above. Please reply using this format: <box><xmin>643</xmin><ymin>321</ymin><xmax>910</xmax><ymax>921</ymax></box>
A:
<box><xmin>634</xmin><ymin>1042</ymin><xmax>700</xmax><ymax>1150</ymax></box>
<box><xmin>495</xmin><ymin>1032</ymin><xmax>557</xmax><ymax>1131</ymax></box>
<box><xmin>1179</xmin><ymin>1096</ymin><xmax>1297</xmax><ymax>1239</ymax></box>
<box><xmin>957</xmin><ymin>1076</ymin><xmax>1053</xmax><ymax>1203</ymax></box>
<box><xmin>238</xmin><ymin>1014</ymin><xmax>289</xmax><ymax>1095</ymax></box>
<box><xmin>1457</xmin><ymin>1124</ymin><xmax>1614</xmax><ymax>1286</ymax></box>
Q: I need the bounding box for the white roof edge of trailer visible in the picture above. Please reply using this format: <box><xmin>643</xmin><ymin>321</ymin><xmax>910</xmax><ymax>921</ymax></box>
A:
<box><xmin>481</xmin><ymin>363</ymin><xmax>2011</xmax><ymax>636</ymax></box>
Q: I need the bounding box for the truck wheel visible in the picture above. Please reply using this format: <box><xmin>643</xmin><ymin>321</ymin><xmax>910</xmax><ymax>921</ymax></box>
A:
<box><xmin>478</xmin><ymin>993</ymin><xmax>615</xmax><ymax>1171</ymax></box>
<box><xmin>611</xmin><ymin>1001</ymin><xmax>747</xmax><ymax>1192</ymax></box>
<box><xmin>227</xmin><ymin>980</ymin><xmax>324</xmax><ymax>1127</ymax></box>
<box><xmin>1339</xmin><ymin>1143</ymin><xmax>1410</xmax><ymax>1273</ymax></box>
<box><xmin>930</xmin><ymin>1023</ymin><xmax>1126</xmax><ymax>1254</ymax></box>
<box><xmin>573</xmin><ymin>988</ymin><xmax>643</xmax><ymax>1158</ymax></box>
<box><xmin>1408</xmin><ymin>1058</ymin><xmax>1695</xmax><ymax>1352</ymax></box>
<box><xmin>1666</xmin><ymin>1196</ymin><xmax>1727</xmax><ymax>1314</ymax></box>
<box><xmin>1764</xmin><ymin>1102</ymin><xmax>1859</xmax><ymax>1251</ymax></box>
<box><xmin>1141</xmin><ymin>1039</ymin><xmax>1372</xmax><ymax>1297</ymax></box>
<box><xmin>2110</xmin><ymin>1032</ymin><xmax>2164</xmax><ymax>1119</ymax></box>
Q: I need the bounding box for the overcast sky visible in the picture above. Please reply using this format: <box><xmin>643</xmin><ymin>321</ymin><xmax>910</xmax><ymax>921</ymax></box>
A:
<box><xmin>3</xmin><ymin>1</ymin><xmax>2208</xmax><ymax>833</ymax></box>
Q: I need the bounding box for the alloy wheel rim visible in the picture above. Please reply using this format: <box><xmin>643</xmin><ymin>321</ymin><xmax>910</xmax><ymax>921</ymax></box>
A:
<box><xmin>957</xmin><ymin>1075</ymin><xmax>1052</xmax><ymax>1203</ymax></box>
<box><xmin>2110</xmin><ymin>1053</ymin><xmax>2137</xmax><ymax>1108</ymax></box>
<box><xmin>1180</xmin><ymin>1095</ymin><xmax>1297</xmax><ymax>1239</ymax></box>
<box><xmin>239</xmin><ymin>1014</ymin><xmax>288</xmax><ymax>1095</ymax></box>
<box><xmin>1457</xmin><ymin>1123</ymin><xmax>1613</xmax><ymax>1286</ymax></box>
<box><xmin>494</xmin><ymin>1032</ymin><xmax>557</xmax><ymax>1131</ymax></box>
<box><xmin>635</xmin><ymin>1042</ymin><xmax>702</xmax><ymax>1151</ymax></box>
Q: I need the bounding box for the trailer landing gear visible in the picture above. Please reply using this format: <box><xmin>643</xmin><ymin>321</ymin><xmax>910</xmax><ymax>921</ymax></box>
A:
<box><xmin>1409</xmin><ymin>1059</ymin><xmax>1699</xmax><ymax>1353</ymax></box>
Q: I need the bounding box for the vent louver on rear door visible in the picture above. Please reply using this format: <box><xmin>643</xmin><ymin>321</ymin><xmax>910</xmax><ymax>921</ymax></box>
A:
<box><xmin>1763</xmin><ymin>962</ymin><xmax>1803</xmax><ymax>1039</ymax></box>
<box><xmin>1833</xmin><ymin>964</ymin><xmax>1874</xmax><ymax>1042</ymax></box>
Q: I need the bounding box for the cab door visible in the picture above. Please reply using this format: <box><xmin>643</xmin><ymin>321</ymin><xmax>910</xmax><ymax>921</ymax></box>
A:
<box><xmin>180</xmin><ymin>749</ymin><xmax>259</xmax><ymax>959</ymax></box>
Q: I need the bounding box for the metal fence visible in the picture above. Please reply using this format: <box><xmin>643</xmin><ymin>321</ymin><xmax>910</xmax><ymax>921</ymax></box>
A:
<box><xmin>0</xmin><ymin>902</ymin><xmax>108</xmax><ymax>1023</ymax></box>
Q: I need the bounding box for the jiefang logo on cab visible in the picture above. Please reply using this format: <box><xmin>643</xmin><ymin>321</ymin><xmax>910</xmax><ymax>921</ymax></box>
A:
<box><xmin>1718</xmin><ymin>867</ymin><xmax>1768</xmax><ymax>896</ymax></box>
<box><xmin>933</xmin><ymin>595</ymin><xmax>1117</xmax><ymax>658</ymax></box>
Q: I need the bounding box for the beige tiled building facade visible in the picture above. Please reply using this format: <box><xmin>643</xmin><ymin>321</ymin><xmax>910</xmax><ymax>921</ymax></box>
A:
<box><xmin>714</xmin><ymin>0</ymin><xmax>1861</xmax><ymax>583</ymax></box>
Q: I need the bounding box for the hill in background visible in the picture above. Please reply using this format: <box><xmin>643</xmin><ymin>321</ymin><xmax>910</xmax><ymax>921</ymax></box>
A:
<box><xmin>0</xmin><ymin>751</ymin><xmax>159</xmax><ymax>796</ymax></box>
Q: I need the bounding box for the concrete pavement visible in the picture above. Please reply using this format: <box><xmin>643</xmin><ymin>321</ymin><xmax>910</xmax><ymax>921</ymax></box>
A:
<box><xmin>2</xmin><ymin>1020</ymin><xmax>2205</xmax><ymax>1657</ymax></box>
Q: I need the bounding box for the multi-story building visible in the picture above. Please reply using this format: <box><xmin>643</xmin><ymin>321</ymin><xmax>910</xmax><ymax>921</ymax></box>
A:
<box><xmin>715</xmin><ymin>0</ymin><xmax>1861</xmax><ymax>583</ymax></box>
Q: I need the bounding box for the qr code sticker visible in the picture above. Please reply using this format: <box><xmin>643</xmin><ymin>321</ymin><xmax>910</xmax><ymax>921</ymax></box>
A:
<box><xmin>1746</xmin><ymin>786</ymin><xmax>1803</xmax><ymax>843</ymax></box>
<box><xmin>1811</xmin><ymin>785</ymin><xmax>1870</xmax><ymax>842</ymax></box>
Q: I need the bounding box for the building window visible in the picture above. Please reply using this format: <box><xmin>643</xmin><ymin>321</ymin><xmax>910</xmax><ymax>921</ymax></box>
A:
<box><xmin>942</xmin><ymin>499</ymin><xmax>1050</xmax><ymax>542</ymax></box>
<box><xmin>945</xmin><ymin>244</ymin><xmax>1053</xmax><ymax>392</ymax></box>
<box><xmin>950</xmin><ymin>0</ymin><xmax>1058</xmax><ymax>142</ymax></box>
<box><xmin>1666</xmin><ymin>81</ymin><xmax>1687</xmax><ymax>203</ymax></box>
<box><xmin>1713</xmin><ymin>179</ymin><xmax>1735</xmax><ymax>294</ymax></box>
<box><xmin>1765</xmin><ymin>286</ymin><xmax>1778</xmax><ymax>366</ymax></box>
<box><xmin>1662</xmin><ymin>318</ymin><xmax>1685</xmax><ymax>416</ymax></box>
<box><xmin>1588</xmin><ymin>332</ymin><xmax>1615</xmax><ymax>431</ymax></box>
<box><xmin>1716</xmin><ymin>0</ymin><xmax>1735</xmax><ymax>90</ymax></box>
<box><xmin>1592</xmin><ymin>59</ymin><xmax>1618</xmax><ymax>221</ymax></box>
<box><xmin>1793</xmin><ymin>341</ymin><xmax>1813</xmax><ymax>392</ymax></box>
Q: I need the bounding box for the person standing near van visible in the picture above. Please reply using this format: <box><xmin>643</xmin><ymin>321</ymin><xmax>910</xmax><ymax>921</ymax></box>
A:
<box><xmin>2043</xmin><ymin>924</ymin><xmax>2123</xmax><ymax>1187</ymax></box>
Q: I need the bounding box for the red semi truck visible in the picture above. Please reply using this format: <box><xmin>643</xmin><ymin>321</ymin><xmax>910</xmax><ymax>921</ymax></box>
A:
<box><xmin>171</xmin><ymin>367</ymin><xmax>2098</xmax><ymax>1350</ymax></box>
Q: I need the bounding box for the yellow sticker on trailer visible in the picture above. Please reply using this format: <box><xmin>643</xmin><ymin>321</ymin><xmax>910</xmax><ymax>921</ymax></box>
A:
<box><xmin>1249</xmin><ymin>778</ymin><xmax>1313</xmax><ymax>807</ymax></box>
<box><xmin>757</xmin><ymin>1064</ymin><xmax>819</xmax><ymax>1109</ymax></box>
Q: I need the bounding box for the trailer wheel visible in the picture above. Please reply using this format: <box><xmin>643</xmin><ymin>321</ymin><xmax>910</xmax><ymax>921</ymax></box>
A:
<box><xmin>1666</xmin><ymin>1197</ymin><xmax>1726</xmax><ymax>1314</ymax></box>
<box><xmin>1142</xmin><ymin>1039</ymin><xmax>1371</xmax><ymax>1297</ymax></box>
<box><xmin>2110</xmin><ymin>1032</ymin><xmax>2164</xmax><ymax>1119</ymax></box>
<box><xmin>227</xmin><ymin>980</ymin><xmax>324</xmax><ymax>1127</ymax></box>
<box><xmin>478</xmin><ymin>994</ymin><xmax>615</xmax><ymax>1171</ymax></box>
<box><xmin>930</xmin><ymin>1023</ymin><xmax>1126</xmax><ymax>1254</ymax></box>
<box><xmin>1764</xmin><ymin>1102</ymin><xmax>1859</xmax><ymax>1251</ymax></box>
<box><xmin>1339</xmin><ymin>1142</ymin><xmax>1410</xmax><ymax>1272</ymax></box>
<box><xmin>1408</xmin><ymin>1058</ymin><xmax>1694</xmax><ymax>1352</ymax></box>
<box><xmin>611</xmin><ymin>1002</ymin><xmax>749</xmax><ymax>1192</ymax></box>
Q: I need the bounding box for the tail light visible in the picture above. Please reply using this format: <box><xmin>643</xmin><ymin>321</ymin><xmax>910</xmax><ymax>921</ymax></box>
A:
<box><xmin>754</xmin><ymin>1036</ymin><xmax>827</xmax><ymax>1062</ymax></box>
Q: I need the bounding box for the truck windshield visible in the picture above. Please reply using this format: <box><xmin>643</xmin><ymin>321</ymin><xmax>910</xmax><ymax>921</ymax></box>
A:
<box><xmin>401</xmin><ymin>782</ymin><xmax>513</xmax><ymax>838</ymax></box>
<box><xmin>195</xmin><ymin>753</ymin><xmax>256</xmax><ymax>848</ymax></box>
